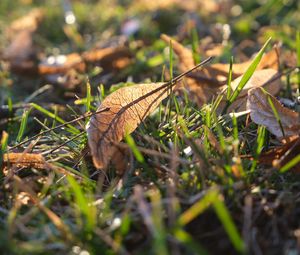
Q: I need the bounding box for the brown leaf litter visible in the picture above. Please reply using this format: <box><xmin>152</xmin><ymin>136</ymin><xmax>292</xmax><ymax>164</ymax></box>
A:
<box><xmin>161</xmin><ymin>34</ymin><xmax>281</xmax><ymax>109</ymax></box>
<box><xmin>2</xmin><ymin>9</ymin><xmax>132</xmax><ymax>83</ymax></box>
<box><xmin>258</xmin><ymin>135</ymin><xmax>300</xmax><ymax>172</ymax></box>
<box><xmin>247</xmin><ymin>87</ymin><xmax>300</xmax><ymax>139</ymax></box>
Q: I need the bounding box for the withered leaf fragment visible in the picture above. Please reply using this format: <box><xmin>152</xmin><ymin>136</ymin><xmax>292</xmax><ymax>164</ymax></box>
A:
<box><xmin>259</xmin><ymin>136</ymin><xmax>300</xmax><ymax>172</ymax></box>
<box><xmin>247</xmin><ymin>87</ymin><xmax>300</xmax><ymax>138</ymax></box>
<box><xmin>87</xmin><ymin>83</ymin><xmax>169</xmax><ymax>169</ymax></box>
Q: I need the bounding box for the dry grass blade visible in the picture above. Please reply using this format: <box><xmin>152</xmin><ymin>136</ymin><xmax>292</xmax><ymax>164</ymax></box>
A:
<box><xmin>247</xmin><ymin>87</ymin><xmax>300</xmax><ymax>138</ymax></box>
<box><xmin>3</xmin><ymin>153</ymin><xmax>45</xmax><ymax>170</ymax></box>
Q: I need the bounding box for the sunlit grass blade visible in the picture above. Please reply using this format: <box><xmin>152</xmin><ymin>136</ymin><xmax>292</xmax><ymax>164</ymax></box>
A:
<box><xmin>67</xmin><ymin>175</ymin><xmax>96</xmax><ymax>232</ymax></box>
<box><xmin>212</xmin><ymin>195</ymin><xmax>245</xmax><ymax>252</ymax></box>
<box><xmin>149</xmin><ymin>189</ymin><xmax>168</xmax><ymax>255</ymax></box>
<box><xmin>0</xmin><ymin>131</ymin><xmax>9</xmax><ymax>177</ymax></box>
<box><xmin>232</xmin><ymin>113</ymin><xmax>238</xmax><ymax>141</ymax></box>
<box><xmin>280</xmin><ymin>154</ymin><xmax>300</xmax><ymax>173</ymax></box>
<box><xmin>125</xmin><ymin>134</ymin><xmax>144</xmax><ymax>163</ymax></box>
<box><xmin>31</xmin><ymin>103</ymin><xmax>79</xmax><ymax>134</ymax></box>
<box><xmin>177</xmin><ymin>189</ymin><xmax>218</xmax><ymax>226</ymax></box>
<box><xmin>86</xmin><ymin>80</ymin><xmax>91</xmax><ymax>113</ymax></box>
<box><xmin>98</xmin><ymin>84</ymin><xmax>105</xmax><ymax>102</ymax></box>
<box><xmin>178</xmin><ymin>188</ymin><xmax>244</xmax><ymax>252</ymax></box>
<box><xmin>191</xmin><ymin>27</ymin><xmax>200</xmax><ymax>64</ymax></box>
<box><xmin>174</xmin><ymin>229</ymin><xmax>208</xmax><ymax>255</ymax></box>
<box><xmin>169</xmin><ymin>39</ymin><xmax>173</xmax><ymax>80</ymax></box>
<box><xmin>266</xmin><ymin>92</ymin><xmax>285</xmax><ymax>137</ymax></box>
<box><xmin>296</xmin><ymin>31</ymin><xmax>300</xmax><ymax>89</ymax></box>
<box><xmin>8</xmin><ymin>97</ymin><xmax>13</xmax><ymax>116</ymax></box>
<box><xmin>17</xmin><ymin>110</ymin><xmax>29</xmax><ymax>142</ymax></box>
<box><xmin>224</xmin><ymin>37</ymin><xmax>271</xmax><ymax>113</ymax></box>
<box><xmin>226</xmin><ymin>56</ymin><xmax>234</xmax><ymax>99</ymax></box>
<box><xmin>250</xmin><ymin>125</ymin><xmax>266</xmax><ymax>172</ymax></box>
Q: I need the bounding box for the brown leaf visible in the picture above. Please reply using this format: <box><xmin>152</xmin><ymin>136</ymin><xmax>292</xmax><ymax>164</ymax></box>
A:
<box><xmin>247</xmin><ymin>87</ymin><xmax>300</xmax><ymax>138</ymax></box>
<box><xmin>161</xmin><ymin>34</ymin><xmax>280</xmax><ymax>80</ymax></box>
<box><xmin>83</xmin><ymin>46</ymin><xmax>132</xmax><ymax>70</ymax></box>
<box><xmin>259</xmin><ymin>136</ymin><xmax>300</xmax><ymax>172</ymax></box>
<box><xmin>87</xmin><ymin>83</ymin><xmax>170</xmax><ymax>169</ymax></box>
<box><xmin>161</xmin><ymin>34</ymin><xmax>195</xmax><ymax>72</ymax></box>
<box><xmin>3</xmin><ymin>9</ymin><xmax>44</xmax><ymax>75</ymax></box>
<box><xmin>160</xmin><ymin>34</ymin><xmax>280</xmax><ymax>107</ymax></box>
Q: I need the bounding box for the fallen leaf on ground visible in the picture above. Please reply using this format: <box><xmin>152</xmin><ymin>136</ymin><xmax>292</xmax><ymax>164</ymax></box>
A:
<box><xmin>2</xmin><ymin>9</ymin><xmax>44</xmax><ymax>74</ymax></box>
<box><xmin>259</xmin><ymin>135</ymin><xmax>300</xmax><ymax>172</ymax></box>
<box><xmin>247</xmin><ymin>87</ymin><xmax>300</xmax><ymax>138</ymax></box>
<box><xmin>83</xmin><ymin>46</ymin><xmax>132</xmax><ymax>70</ymax></box>
<box><xmin>161</xmin><ymin>34</ymin><xmax>280</xmax><ymax>107</ymax></box>
<box><xmin>87</xmin><ymin>82</ymin><xmax>169</xmax><ymax>169</ymax></box>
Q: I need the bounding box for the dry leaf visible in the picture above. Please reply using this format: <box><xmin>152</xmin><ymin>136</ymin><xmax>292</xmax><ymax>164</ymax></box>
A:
<box><xmin>161</xmin><ymin>34</ymin><xmax>280</xmax><ymax>107</ymax></box>
<box><xmin>2</xmin><ymin>9</ymin><xmax>44</xmax><ymax>75</ymax></box>
<box><xmin>161</xmin><ymin>34</ymin><xmax>280</xmax><ymax>81</ymax></box>
<box><xmin>83</xmin><ymin>46</ymin><xmax>132</xmax><ymax>70</ymax></box>
<box><xmin>259</xmin><ymin>136</ymin><xmax>300</xmax><ymax>172</ymax></box>
<box><xmin>87</xmin><ymin>82</ymin><xmax>169</xmax><ymax>169</ymax></box>
<box><xmin>247</xmin><ymin>87</ymin><xmax>300</xmax><ymax>138</ymax></box>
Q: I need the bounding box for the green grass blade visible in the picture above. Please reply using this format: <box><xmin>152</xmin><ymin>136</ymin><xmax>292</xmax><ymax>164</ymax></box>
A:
<box><xmin>17</xmin><ymin>110</ymin><xmax>29</xmax><ymax>142</ymax></box>
<box><xmin>67</xmin><ymin>175</ymin><xmax>96</xmax><ymax>232</ymax></box>
<box><xmin>280</xmin><ymin>154</ymin><xmax>300</xmax><ymax>173</ymax></box>
<box><xmin>232</xmin><ymin>113</ymin><xmax>238</xmax><ymax>141</ymax></box>
<box><xmin>250</xmin><ymin>126</ymin><xmax>266</xmax><ymax>172</ymax></box>
<box><xmin>169</xmin><ymin>39</ymin><xmax>173</xmax><ymax>80</ymax></box>
<box><xmin>125</xmin><ymin>134</ymin><xmax>144</xmax><ymax>163</ymax></box>
<box><xmin>226</xmin><ymin>56</ymin><xmax>234</xmax><ymax>99</ymax></box>
<box><xmin>149</xmin><ymin>190</ymin><xmax>168</xmax><ymax>255</ymax></box>
<box><xmin>224</xmin><ymin>37</ymin><xmax>271</xmax><ymax>112</ymax></box>
<box><xmin>191</xmin><ymin>28</ymin><xmax>200</xmax><ymax>64</ymax></box>
<box><xmin>8</xmin><ymin>97</ymin><xmax>13</xmax><ymax>116</ymax></box>
<box><xmin>177</xmin><ymin>189</ymin><xmax>218</xmax><ymax>226</ymax></box>
<box><xmin>174</xmin><ymin>229</ymin><xmax>208</xmax><ymax>255</ymax></box>
<box><xmin>0</xmin><ymin>132</ymin><xmax>9</xmax><ymax>178</ymax></box>
<box><xmin>86</xmin><ymin>80</ymin><xmax>91</xmax><ymax>113</ymax></box>
<box><xmin>31</xmin><ymin>103</ymin><xmax>79</xmax><ymax>134</ymax></box>
<box><xmin>296</xmin><ymin>31</ymin><xmax>300</xmax><ymax>89</ymax></box>
<box><xmin>266</xmin><ymin>93</ymin><xmax>285</xmax><ymax>137</ymax></box>
<box><xmin>212</xmin><ymin>196</ymin><xmax>245</xmax><ymax>252</ymax></box>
